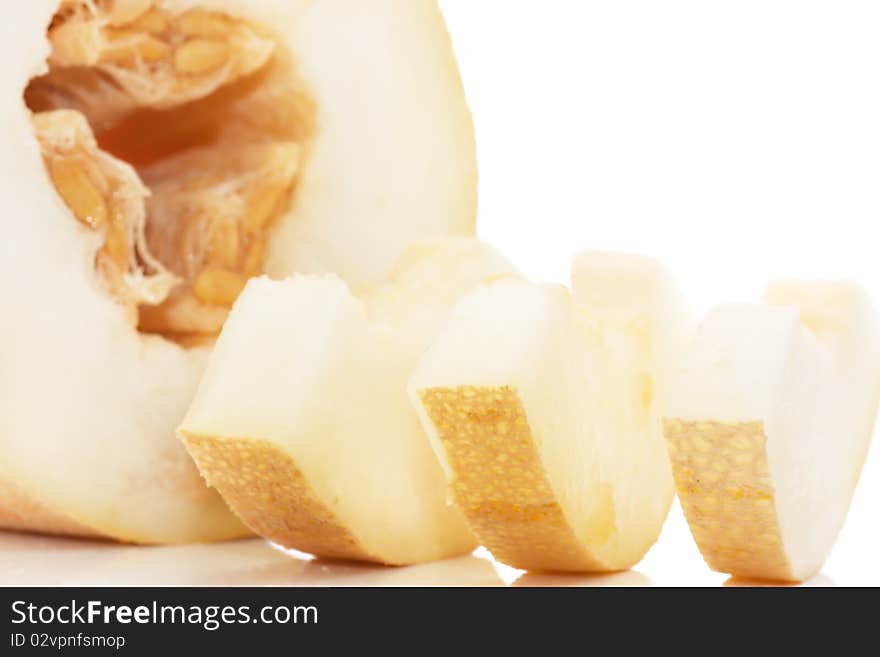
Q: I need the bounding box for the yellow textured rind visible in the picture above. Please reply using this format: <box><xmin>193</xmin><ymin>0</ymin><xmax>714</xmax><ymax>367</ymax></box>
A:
<box><xmin>664</xmin><ymin>419</ymin><xmax>796</xmax><ymax>581</ymax></box>
<box><xmin>0</xmin><ymin>476</ymin><xmax>100</xmax><ymax>539</ymax></box>
<box><xmin>181</xmin><ymin>433</ymin><xmax>384</xmax><ymax>565</ymax></box>
<box><xmin>419</xmin><ymin>386</ymin><xmax>607</xmax><ymax>573</ymax></box>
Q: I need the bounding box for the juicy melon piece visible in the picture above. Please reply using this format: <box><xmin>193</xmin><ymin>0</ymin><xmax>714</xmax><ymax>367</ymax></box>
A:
<box><xmin>664</xmin><ymin>282</ymin><xmax>880</xmax><ymax>581</ymax></box>
<box><xmin>0</xmin><ymin>0</ymin><xmax>476</xmax><ymax>543</ymax></box>
<box><xmin>409</xmin><ymin>253</ymin><xmax>689</xmax><ymax>572</ymax></box>
<box><xmin>178</xmin><ymin>240</ymin><xmax>516</xmax><ymax>565</ymax></box>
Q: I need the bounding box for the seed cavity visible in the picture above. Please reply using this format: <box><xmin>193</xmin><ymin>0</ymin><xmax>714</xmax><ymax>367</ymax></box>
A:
<box><xmin>34</xmin><ymin>109</ymin><xmax>177</xmax><ymax>312</ymax></box>
<box><xmin>28</xmin><ymin>1</ymin><xmax>310</xmax><ymax>345</ymax></box>
<box><xmin>49</xmin><ymin>157</ymin><xmax>108</xmax><ymax>229</ymax></box>
<box><xmin>107</xmin><ymin>0</ymin><xmax>152</xmax><ymax>27</ymax></box>
<box><xmin>174</xmin><ymin>39</ymin><xmax>231</xmax><ymax>76</ymax></box>
<box><xmin>193</xmin><ymin>268</ymin><xmax>247</xmax><ymax>307</ymax></box>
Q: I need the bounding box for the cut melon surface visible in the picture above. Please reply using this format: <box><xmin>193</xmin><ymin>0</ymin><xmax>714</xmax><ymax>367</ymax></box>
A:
<box><xmin>664</xmin><ymin>282</ymin><xmax>880</xmax><ymax>581</ymax></box>
<box><xmin>0</xmin><ymin>0</ymin><xmax>475</xmax><ymax>543</ymax></box>
<box><xmin>409</xmin><ymin>252</ymin><xmax>689</xmax><ymax>572</ymax></box>
<box><xmin>179</xmin><ymin>239</ymin><xmax>516</xmax><ymax>565</ymax></box>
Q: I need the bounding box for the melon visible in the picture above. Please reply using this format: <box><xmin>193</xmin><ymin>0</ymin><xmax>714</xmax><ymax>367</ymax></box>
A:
<box><xmin>178</xmin><ymin>239</ymin><xmax>514</xmax><ymax>564</ymax></box>
<box><xmin>0</xmin><ymin>0</ymin><xmax>476</xmax><ymax>543</ymax></box>
<box><xmin>664</xmin><ymin>282</ymin><xmax>880</xmax><ymax>581</ymax></box>
<box><xmin>409</xmin><ymin>252</ymin><xmax>689</xmax><ymax>572</ymax></box>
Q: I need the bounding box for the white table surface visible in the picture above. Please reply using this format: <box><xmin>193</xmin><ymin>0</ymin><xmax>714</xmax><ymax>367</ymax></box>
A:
<box><xmin>0</xmin><ymin>502</ymin><xmax>840</xmax><ymax>587</ymax></box>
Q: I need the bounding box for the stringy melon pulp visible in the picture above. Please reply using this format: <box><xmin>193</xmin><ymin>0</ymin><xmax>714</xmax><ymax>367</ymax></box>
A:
<box><xmin>25</xmin><ymin>0</ymin><xmax>314</xmax><ymax>344</ymax></box>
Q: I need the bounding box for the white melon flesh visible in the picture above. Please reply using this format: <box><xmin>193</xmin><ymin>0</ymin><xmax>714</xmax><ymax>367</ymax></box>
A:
<box><xmin>179</xmin><ymin>239</ymin><xmax>516</xmax><ymax>565</ymax></box>
<box><xmin>664</xmin><ymin>282</ymin><xmax>880</xmax><ymax>581</ymax></box>
<box><xmin>409</xmin><ymin>253</ymin><xmax>689</xmax><ymax>572</ymax></box>
<box><xmin>0</xmin><ymin>0</ymin><xmax>475</xmax><ymax>543</ymax></box>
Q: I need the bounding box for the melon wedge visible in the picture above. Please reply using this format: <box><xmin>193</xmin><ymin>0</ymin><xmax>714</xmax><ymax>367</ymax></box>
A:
<box><xmin>664</xmin><ymin>282</ymin><xmax>880</xmax><ymax>581</ymax></box>
<box><xmin>178</xmin><ymin>239</ymin><xmax>515</xmax><ymax>565</ymax></box>
<box><xmin>0</xmin><ymin>0</ymin><xmax>475</xmax><ymax>543</ymax></box>
<box><xmin>409</xmin><ymin>252</ymin><xmax>689</xmax><ymax>572</ymax></box>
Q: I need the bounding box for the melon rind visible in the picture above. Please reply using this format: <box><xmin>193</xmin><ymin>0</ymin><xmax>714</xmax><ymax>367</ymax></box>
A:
<box><xmin>409</xmin><ymin>253</ymin><xmax>689</xmax><ymax>572</ymax></box>
<box><xmin>664</xmin><ymin>283</ymin><xmax>880</xmax><ymax>581</ymax></box>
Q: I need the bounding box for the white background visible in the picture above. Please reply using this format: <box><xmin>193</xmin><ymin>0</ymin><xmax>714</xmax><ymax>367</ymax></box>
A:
<box><xmin>441</xmin><ymin>0</ymin><xmax>880</xmax><ymax>586</ymax></box>
<box><xmin>2</xmin><ymin>1</ymin><xmax>877</xmax><ymax>587</ymax></box>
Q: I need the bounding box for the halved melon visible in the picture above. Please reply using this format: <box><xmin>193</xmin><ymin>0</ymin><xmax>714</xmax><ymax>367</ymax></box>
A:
<box><xmin>664</xmin><ymin>282</ymin><xmax>880</xmax><ymax>581</ymax></box>
<box><xmin>409</xmin><ymin>253</ymin><xmax>689</xmax><ymax>572</ymax></box>
<box><xmin>178</xmin><ymin>239</ymin><xmax>514</xmax><ymax>565</ymax></box>
<box><xmin>0</xmin><ymin>0</ymin><xmax>476</xmax><ymax>543</ymax></box>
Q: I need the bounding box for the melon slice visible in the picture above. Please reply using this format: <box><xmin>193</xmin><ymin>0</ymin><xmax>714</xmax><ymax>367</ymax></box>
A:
<box><xmin>409</xmin><ymin>253</ymin><xmax>689</xmax><ymax>572</ymax></box>
<box><xmin>0</xmin><ymin>0</ymin><xmax>476</xmax><ymax>543</ymax></box>
<box><xmin>178</xmin><ymin>239</ymin><xmax>516</xmax><ymax>565</ymax></box>
<box><xmin>664</xmin><ymin>282</ymin><xmax>880</xmax><ymax>581</ymax></box>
